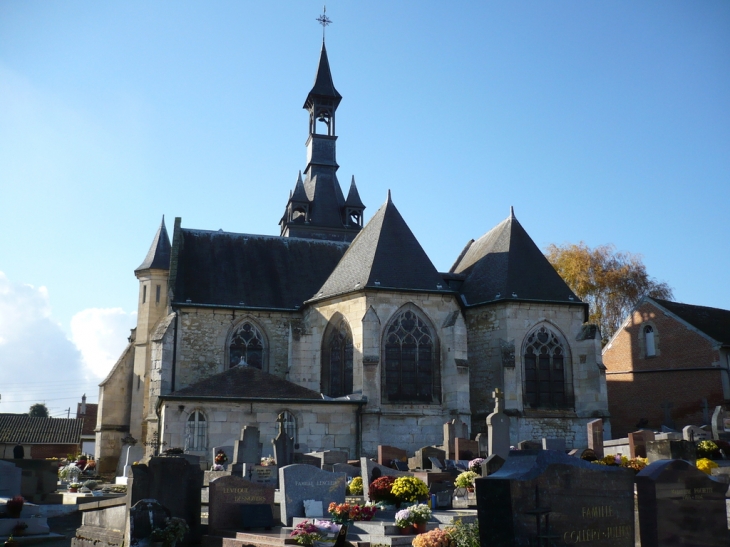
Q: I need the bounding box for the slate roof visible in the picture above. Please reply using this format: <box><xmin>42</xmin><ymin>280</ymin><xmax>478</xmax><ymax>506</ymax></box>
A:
<box><xmin>450</xmin><ymin>209</ymin><xmax>580</xmax><ymax>306</ymax></box>
<box><xmin>313</xmin><ymin>192</ymin><xmax>450</xmax><ymax>300</ymax></box>
<box><xmin>164</xmin><ymin>365</ymin><xmax>324</xmax><ymax>400</ymax></box>
<box><xmin>344</xmin><ymin>176</ymin><xmax>365</xmax><ymax>209</ymax></box>
<box><xmin>0</xmin><ymin>414</ymin><xmax>84</xmax><ymax>444</ymax></box>
<box><xmin>303</xmin><ymin>172</ymin><xmax>347</xmax><ymax>228</ymax></box>
<box><xmin>651</xmin><ymin>298</ymin><xmax>730</xmax><ymax>346</ymax></box>
<box><xmin>291</xmin><ymin>171</ymin><xmax>308</xmax><ymax>203</ymax></box>
<box><xmin>170</xmin><ymin>227</ymin><xmax>349</xmax><ymax>309</ymax></box>
<box><xmin>304</xmin><ymin>42</ymin><xmax>342</xmax><ymax>108</ymax></box>
<box><xmin>136</xmin><ymin>217</ymin><xmax>171</xmax><ymax>272</ymax></box>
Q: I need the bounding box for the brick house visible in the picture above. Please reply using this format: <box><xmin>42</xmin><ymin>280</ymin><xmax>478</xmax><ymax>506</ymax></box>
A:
<box><xmin>602</xmin><ymin>297</ymin><xmax>730</xmax><ymax>438</ymax></box>
<box><xmin>0</xmin><ymin>414</ymin><xmax>84</xmax><ymax>459</ymax></box>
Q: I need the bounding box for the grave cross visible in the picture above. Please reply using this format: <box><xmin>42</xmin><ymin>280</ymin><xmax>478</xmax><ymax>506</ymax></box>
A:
<box><xmin>143</xmin><ymin>431</ymin><xmax>167</xmax><ymax>457</ymax></box>
<box><xmin>492</xmin><ymin>388</ymin><xmax>504</xmax><ymax>413</ymax></box>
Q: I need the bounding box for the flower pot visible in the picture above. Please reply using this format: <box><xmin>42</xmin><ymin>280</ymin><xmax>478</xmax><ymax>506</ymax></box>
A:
<box><xmin>398</xmin><ymin>525</ymin><xmax>414</xmax><ymax>535</ymax></box>
<box><xmin>413</xmin><ymin>522</ymin><xmax>427</xmax><ymax>534</ymax></box>
<box><xmin>69</xmin><ymin>487</ymin><xmax>78</xmax><ymax>493</ymax></box>
<box><xmin>466</xmin><ymin>487</ymin><xmax>475</xmax><ymax>493</ymax></box>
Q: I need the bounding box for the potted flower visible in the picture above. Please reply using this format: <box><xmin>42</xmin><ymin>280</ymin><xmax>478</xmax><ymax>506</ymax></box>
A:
<box><xmin>368</xmin><ymin>475</ymin><xmax>397</xmax><ymax>504</ymax></box>
<box><xmin>5</xmin><ymin>496</ymin><xmax>24</xmax><ymax>518</ymax></box>
<box><xmin>409</xmin><ymin>504</ymin><xmax>432</xmax><ymax>533</ymax></box>
<box><xmin>395</xmin><ymin>507</ymin><xmax>414</xmax><ymax>534</ymax></box>
<box><xmin>468</xmin><ymin>458</ymin><xmax>485</xmax><ymax>475</ymax></box>
<box><xmin>391</xmin><ymin>476</ymin><xmax>429</xmax><ymax>504</ymax></box>
<box><xmin>347</xmin><ymin>476</ymin><xmax>363</xmax><ymax>495</ymax></box>
<box><xmin>412</xmin><ymin>528</ymin><xmax>454</xmax><ymax>547</ymax></box>
<box><xmin>68</xmin><ymin>482</ymin><xmax>82</xmax><ymax>493</ymax></box>
<box><xmin>290</xmin><ymin>521</ymin><xmax>323</xmax><ymax>546</ymax></box>
<box><xmin>454</xmin><ymin>471</ymin><xmax>478</xmax><ymax>492</ymax></box>
<box><xmin>214</xmin><ymin>450</ymin><xmax>228</xmax><ymax>466</ymax></box>
<box><xmin>260</xmin><ymin>455</ymin><xmax>276</xmax><ymax>466</ymax></box>
<box><xmin>149</xmin><ymin>517</ymin><xmax>189</xmax><ymax>547</ymax></box>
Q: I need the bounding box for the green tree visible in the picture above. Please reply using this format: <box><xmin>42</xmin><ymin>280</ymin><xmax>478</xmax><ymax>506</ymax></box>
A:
<box><xmin>28</xmin><ymin>403</ymin><xmax>49</xmax><ymax>417</ymax></box>
<box><xmin>545</xmin><ymin>242</ymin><xmax>673</xmax><ymax>342</ymax></box>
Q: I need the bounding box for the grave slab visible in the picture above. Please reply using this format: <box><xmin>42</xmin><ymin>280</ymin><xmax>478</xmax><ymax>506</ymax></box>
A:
<box><xmin>646</xmin><ymin>439</ymin><xmax>697</xmax><ymax>464</ymax></box>
<box><xmin>279</xmin><ymin>464</ymin><xmax>346</xmax><ymax>526</ymax></box>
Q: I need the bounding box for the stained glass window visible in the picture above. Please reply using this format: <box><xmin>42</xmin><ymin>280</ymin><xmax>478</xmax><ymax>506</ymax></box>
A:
<box><xmin>322</xmin><ymin>319</ymin><xmax>353</xmax><ymax>397</ymax></box>
<box><xmin>523</xmin><ymin>326</ymin><xmax>572</xmax><ymax>409</ymax></box>
<box><xmin>229</xmin><ymin>322</ymin><xmax>265</xmax><ymax>369</ymax></box>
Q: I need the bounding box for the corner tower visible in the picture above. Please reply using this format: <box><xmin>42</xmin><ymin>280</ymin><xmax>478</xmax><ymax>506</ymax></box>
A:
<box><xmin>280</xmin><ymin>42</ymin><xmax>365</xmax><ymax>241</ymax></box>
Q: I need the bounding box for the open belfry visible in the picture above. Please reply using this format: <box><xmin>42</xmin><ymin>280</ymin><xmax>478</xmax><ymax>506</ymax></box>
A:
<box><xmin>95</xmin><ymin>25</ymin><xmax>608</xmax><ymax>474</ymax></box>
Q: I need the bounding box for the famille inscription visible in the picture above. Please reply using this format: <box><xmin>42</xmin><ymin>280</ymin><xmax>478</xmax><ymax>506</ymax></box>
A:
<box><xmin>294</xmin><ymin>480</ymin><xmax>340</xmax><ymax>487</ymax></box>
<box><xmin>562</xmin><ymin>505</ymin><xmax>632</xmax><ymax>544</ymax></box>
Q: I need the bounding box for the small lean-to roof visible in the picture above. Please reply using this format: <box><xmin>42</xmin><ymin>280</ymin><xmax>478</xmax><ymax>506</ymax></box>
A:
<box><xmin>313</xmin><ymin>192</ymin><xmax>449</xmax><ymax>300</ymax></box>
<box><xmin>0</xmin><ymin>415</ymin><xmax>84</xmax><ymax>444</ymax></box>
<box><xmin>651</xmin><ymin>298</ymin><xmax>730</xmax><ymax>346</ymax></box>
<box><xmin>170</xmin><ymin>226</ymin><xmax>349</xmax><ymax>309</ymax></box>
<box><xmin>136</xmin><ymin>217</ymin><xmax>171</xmax><ymax>272</ymax></box>
<box><xmin>451</xmin><ymin>209</ymin><xmax>580</xmax><ymax>306</ymax></box>
<box><xmin>165</xmin><ymin>365</ymin><xmax>324</xmax><ymax>400</ymax></box>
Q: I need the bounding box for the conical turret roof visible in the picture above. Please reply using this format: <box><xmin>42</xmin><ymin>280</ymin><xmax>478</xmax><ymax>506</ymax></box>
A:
<box><xmin>450</xmin><ymin>208</ymin><xmax>580</xmax><ymax>306</ymax></box>
<box><xmin>136</xmin><ymin>216</ymin><xmax>171</xmax><ymax>272</ymax></box>
<box><xmin>304</xmin><ymin>42</ymin><xmax>342</xmax><ymax>109</ymax></box>
<box><xmin>344</xmin><ymin>176</ymin><xmax>365</xmax><ymax>208</ymax></box>
<box><xmin>312</xmin><ymin>192</ymin><xmax>447</xmax><ymax>300</ymax></box>
<box><xmin>290</xmin><ymin>171</ymin><xmax>309</xmax><ymax>203</ymax></box>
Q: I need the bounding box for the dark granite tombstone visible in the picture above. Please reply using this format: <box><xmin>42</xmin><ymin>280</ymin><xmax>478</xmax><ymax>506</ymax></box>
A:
<box><xmin>481</xmin><ymin>454</ymin><xmax>505</xmax><ymax>476</ymax></box>
<box><xmin>587</xmin><ymin>419</ymin><xmax>604</xmax><ymax>458</ymax></box>
<box><xmin>646</xmin><ymin>439</ymin><xmax>697</xmax><ymax>464</ymax></box>
<box><xmin>272</xmin><ymin>413</ymin><xmax>294</xmax><ymax>467</ymax></box>
<box><xmin>208</xmin><ymin>475</ymin><xmax>274</xmax><ymax>535</ymax></box>
<box><xmin>377</xmin><ymin>445</ymin><xmax>408</xmax><ymax>467</ymax></box>
<box><xmin>455</xmin><ymin>438</ymin><xmax>479</xmax><ymax>460</ymax></box>
<box><xmin>517</xmin><ymin>440</ymin><xmax>542</xmax><ymax>451</ymax></box>
<box><xmin>541</xmin><ymin>438</ymin><xmax>566</xmax><ymax>452</ymax></box>
<box><xmin>476</xmin><ymin>450</ymin><xmax>635</xmax><ymax>547</ymax></box>
<box><xmin>409</xmin><ymin>446</ymin><xmax>446</xmax><ymax>470</ymax></box>
<box><xmin>279</xmin><ymin>464</ymin><xmax>346</xmax><ymax>526</ymax></box>
<box><xmin>129</xmin><ymin>499</ymin><xmax>171</xmax><ymax>547</ymax></box>
<box><xmin>636</xmin><ymin>459</ymin><xmax>730</xmax><ymax>547</ymax></box>
<box><xmin>428</xmin><ymin>457</ymin><xmax>444</xmax><ymax>470</ymax></box>
<box><xmin>129</xmin><ymin>456</ymin><xmax>203</xmax><ymax>542</ymax></box>
<box><xmin>628</xmin><ymin>430</ymin><xmax>655</xmax><ymax>458</ymax></box>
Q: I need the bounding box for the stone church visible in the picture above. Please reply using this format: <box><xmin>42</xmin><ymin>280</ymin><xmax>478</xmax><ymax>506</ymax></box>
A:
<box><xmin>95</xmin><ymin>42</ymin><xmax>609</xmax><ymax>473</ymax></box>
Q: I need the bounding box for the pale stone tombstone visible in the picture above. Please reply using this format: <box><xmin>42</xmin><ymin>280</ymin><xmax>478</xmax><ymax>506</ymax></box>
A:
<box><xmin>233</xmin><ymin>426</ymin><xmax>262</xmax><ymax>466</ymax></box>
<box><xmin>475</xmin><ymin>433</ymin><xmax>488</xmax><ymax>457</ymax></box>
<box><xmin>487</xmin><ymin>388</ymin><xmax>510</xmax><ymax>460</ymax></box>
<box><xmin>710</xmin><ymin>406</ymin><xmax>727</xmax><ymax>440</ymax></box>
<box><xmin>443</xmin><ymin>419</ymin><xmax>468</xmax><ymax>460</ymax></box>
<box><xmin>542</xmin><ymin>438</ymin><xmax>566</xmax><ymax>452</ymax></box>
<box><xmin>279</xmin><ymin>464</ymin><xmax>346</xmax><ymax>526</ymax></box>
<box><xmin>682</xmin><ymin>425</ymin><xmax>711</xmax><ymax>442</ymax></box>
<box><xmin>628</xmin><ymin>430</ymin><xmax>655</xmax><ymax>459</ymax></box>
<box><xmin>586</xmin><ymin>418</ymin><xmax>604</xmax><ymax>458</ymax></box>
<box><xmin>0</xmin><ymin>460</ymin><xmax>21</xmax><ymax>498</ymax></box>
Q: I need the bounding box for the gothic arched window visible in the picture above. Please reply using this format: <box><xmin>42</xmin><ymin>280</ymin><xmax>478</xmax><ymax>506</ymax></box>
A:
<box><xmin>229</xmin><ymin>321</ymin><xmax>265</xmax><ymax>369</ymax></box>
<box><xmin>382</xmin><ymin>308</ymin><xmax>440</xmax><ymax>403</ymax></box>
<box><xmin>644</xmin><ymin>325</ymin><xmax>656</xmax><ymax>357</ymax></box>
<box><xmin>523</xmin><ymin>326</ymin><xmax>573</xmax><ymax>409</ymax></box>
<box><xmin>185</xmin><ymin>410</ymin><xmax>207</xmax><ymax>451</ymax></box>
<box><xmin>321</xmin><ymin>318</ymin><xmax>354</xmax><ymax>397</ymax></box>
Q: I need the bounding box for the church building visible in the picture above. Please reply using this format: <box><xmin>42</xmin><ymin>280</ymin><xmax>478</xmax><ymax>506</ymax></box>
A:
<box><xmin>95</xmin><ymin>41</ymin><xmax>609</xmax><ymax>473</ymax></box>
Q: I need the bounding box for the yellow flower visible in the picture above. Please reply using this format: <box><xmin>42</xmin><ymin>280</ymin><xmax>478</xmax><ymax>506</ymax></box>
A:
<box><xmin>696</xmin><ymin>458</ymin><xmax>718</xmax><ymax>475</ymax></box>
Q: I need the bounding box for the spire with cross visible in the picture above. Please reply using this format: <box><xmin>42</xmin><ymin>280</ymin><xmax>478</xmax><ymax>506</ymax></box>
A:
<box><xmin>316</xmin><ymin>5</ymin><xmax>332</xmax><ymax>42</ymax></box>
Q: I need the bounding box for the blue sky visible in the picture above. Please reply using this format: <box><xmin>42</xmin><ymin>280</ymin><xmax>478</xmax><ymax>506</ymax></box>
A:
<box><xmin>1</xmin><ymin>1</ymin><xmax>728</xmax><ymax>415</ymax></box>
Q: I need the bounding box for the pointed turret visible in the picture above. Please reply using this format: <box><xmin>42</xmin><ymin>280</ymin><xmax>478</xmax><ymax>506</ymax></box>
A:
<box><xmin>136</xmin><ymin>216</ymin><xmax>171</xmax><ymax>272</ymax></box>
<box><xmin>304</xmin><ymin>43</ymin><xmax>342</xmax><ymax>111</ymax></box>
<box><xmin>344</xmin><ymin>176</ymin><xmax>365</xmax><ymax>228</ymax></box>
<box><xmin>450</xmin><ymin>210</ymin><xmax>580</xmax><ymax>306</ymax></box>
<box><xmin>312</xmin><ymin>192</ymin><xmax>448</xmax><ymax>301</ymax></box>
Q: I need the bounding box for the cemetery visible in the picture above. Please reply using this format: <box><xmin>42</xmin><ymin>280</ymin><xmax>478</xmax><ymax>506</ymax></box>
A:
<box><xmin>2</xmin><ymin>404</ymin><xmax>730</xmax><ymax>547</ymax></box>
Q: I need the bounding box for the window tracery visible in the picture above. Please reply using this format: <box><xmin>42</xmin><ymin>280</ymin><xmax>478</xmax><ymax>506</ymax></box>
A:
<box><xmin>523</xmin><ymin>326</ymin><xmax>572</xmax><ymax>409</ymax></box>
<box><xmin>321</xmin><ymin>318</ymin><xmax>353</xmax><ymax>397</ymax></box>
<box><xmin>229</xmin><ymin>321</ymin><xmax>265</xmax><ymax>369</ymax></box>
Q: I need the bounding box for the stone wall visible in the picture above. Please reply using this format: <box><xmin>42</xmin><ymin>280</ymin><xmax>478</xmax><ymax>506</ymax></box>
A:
<box><xmin>603</xmin><ymin>299</ymin><xmax>727</xmax><ymax>438</ymax></box>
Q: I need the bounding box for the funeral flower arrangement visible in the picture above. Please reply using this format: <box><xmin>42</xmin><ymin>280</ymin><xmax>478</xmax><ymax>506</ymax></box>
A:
<box><xmin>290</xmin><ymin>521</ymin><xmax>324</xmax><ymax>546</ymax></box>
<box><xmin>261</xmin><ymin>456</ymin><xmax>276</xmax><ymax>466</ymax></box>
<box><xmin>347</xmin><ymin>476</ymin><xmax>363</xmax><ymax>495</ymax></box>
<box><xmin>328</xmin><ymin>502</ymin><xmax>377</xmax><ymax>524</ymax></box>
<box><xmin>150</xmin><ymin>517</ymin><xmax>189</xmax><ymax>547</ymax></box>
<box><xmin>391</xmin><ymin>476</ymin><xmax>429</xmax><ymax>502</ymax></box>
<box><xmin>697</xmin><ymin>440</ymin><xmax>719</xmax><ymax>459</ymax></box>
<box><xmin>454</xmin><ymin>471</ymin><xmax>478</xmax><ymax>489</ymax></box>
<box><xmin>409</xmin><ymin>504</ymin><xmax>432</xmax><ymax>524</ymax></box>
<box><xmin>214</xmin><ymin>451</ymin><xmax>228</xmax><ymax>465</ymax></box>
<box><xmin>412</xmin><ymin>528</ymin><xmax>454</xmax><ymax>547</ymax></box>
<box><xmin>591</xmin><ymin>455</ymin><xmax>647</xmax><ymax>473</ymax></box>
<box><xmin>394</xmin><ymin>508</ymin><xmax>413</xmax><ymax>528</ymax></box>
<box><xmin>368</xmin><ymin>476</ymin><xmax>397</xmax><ymax>503</ymax></box>
<box><xmin>468</xmin><ymin>458</ymin><xmax>484</xmax><ymax>474</ymax></box>
<box><xmin>696</xmin><ymin>457</ymin><xmax>719</xmax><ymax>475</ymax></box>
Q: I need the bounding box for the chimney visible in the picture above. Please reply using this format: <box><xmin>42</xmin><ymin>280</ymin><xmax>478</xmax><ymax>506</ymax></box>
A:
<box><xmin>80</xmin><ymin>394</ymin><xmax>87</xmax><ymax>415</ymax></box>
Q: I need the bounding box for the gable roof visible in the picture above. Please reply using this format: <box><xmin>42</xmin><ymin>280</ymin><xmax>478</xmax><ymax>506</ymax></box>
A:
<box><xmin>304</xmin><ymin>42</ymin><xmax>342</xmax><ymax>108</ymax></box>
<box><xmin>0</xmin><ymin>415</ymin><xmax>84</xmax><ymax>444</ymax></box>
<box><xmin>164</xmin><ymin>365</ymin><xmax>325</xmax><ymax>401</ymax></box>
<box><xmin>312</xmin><ymin>192</ymin><xmax>450</xmax><ymax>300</ymax></box>
<box><xmin>136</xmin><ymin>216</ymin><xmax>171</xmax><ymax>272</ymax></box>
<box><xmin>451</xmin><ymin>209</ymin><xmax>580</xmax><ymax>307</ymax></box>
<box><xmin>651</xmin><ymin>298</ymin><xmax>730</xmax><ymax>346</ymax></box>
<box><xmin>170</xmin><ymin>226</ymin><xmax>349</xmax><ymax>310</ymax></box>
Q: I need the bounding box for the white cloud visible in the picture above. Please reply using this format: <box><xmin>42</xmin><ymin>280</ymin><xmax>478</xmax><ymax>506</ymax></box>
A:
<box><xmin>70</xmin><ymin>308</ymin><xmax>137</xmax><ymax>378</ymax></box>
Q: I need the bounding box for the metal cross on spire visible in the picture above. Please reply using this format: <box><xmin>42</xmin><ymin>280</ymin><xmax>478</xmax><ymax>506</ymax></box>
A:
<box><xmin>316</xmin><ymin>5</ymin><xmax>332</xmax><ymax>42</ymax></box>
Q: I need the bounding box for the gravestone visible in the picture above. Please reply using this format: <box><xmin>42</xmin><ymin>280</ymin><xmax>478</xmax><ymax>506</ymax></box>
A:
<box><xmin>129</xmin><ymin>499</ymin><xmax>171</xmax><ymax>547</ymax></box>
<box><xmin>360</xmin><ymin>457</ymin><xmax>412</xmax><ymax>500</ymax></box>
<box><xmin>481</xmin><ymin>454</ymin><xmax>505</xmax><ymax>476</ymax></box>
<box><xmin>212</xmin><ymin>445</ymin><xmax>234</xmax><ymax>469</ymax></box>
<box><xmin>587</xmin><ymin>419</ymin><xmax>604</xmax><ymax>458</ymax></box>
<box><xmin>272</xmin><ymin>414</ymin><xmax>294</xmax><ymax>467</ymax></box>
<box><xmin>654</xmin><ymin>431</ymin><xmax>682</xmax><ymax>441</ymax></box>
<box><xmin>130</xmin><ymin>456</ymin><xmax>203</xmax><ymax>541</ymax></box>
<box><xmin>646</xmin><ymin>440</ymin><xmax>697</xmax><ymax>464</ymax></box>
<box><xmin>682</xmin><ymin>425</ymin><xmax>711</xmax><ymax>442</ymax></box>
<box><xmin>241</xmin><ymin>464</ymin><xmax>277</xmax><ymax>485</ymax></box>
<box><xmin>0</xmin><ymin>460</ymin><xmax>21</xmax><ymax>498</ymax></box>
<box><xmin>408</xmin><ymin>446</ymin><xmax>446</xmax><ymax>470</ymax></box>
<box><xmin>309</xmin><ymin>450</ymin><xmax>349</xmax><ymax>469</ymax></box>
<box><xmin>208</xmin><ymin>474</ymin><xmax>274</xmax><ymax>535</ymax></box>
<box><xmin>711</xmin><ymin>406</ymin><xmax>730</xmax><ymax>441</ymax></box>
<box><xmin>455</xmin><ymin>438</ymin><xmax>479</xmax><ymax>460</ymax></box>
<box><xmin>636</xmin><ymin>459</ymin><xmax>730</xmax><ymax>547</ymax></box>
<box><xmin>475</xmin><ymin>433</ymin><xmax>488</xmax><ymax>457</ymax></box>
<box><xmin>377</xmin><ymin>445</ymin><xmax>408</xmax><ymax>467</ymax></box>
<box><xmin>279</xmin><ymin>464</ymin><xmax>346</xmax><ymax>526</ymax></box>
<box><xmin>542</xmin><ymin>438</ymin><xmax>566</xmax><ymax>452</ymax></box>
<box><xmin>443</xmin><ymin>419</ymin><xmax>468</xmax><ymax>460</ymax></box>
<box><xmin>487</xmin><ymin>388</ymin><xmax>511</xmax><ymax>460</ymax></box>
<box><xmin>628</xmin><ymin>430</ymin><xmax>655</xmax><ymax>459</ymax></box>
<box><xmin>475</xmin><ymin>450</ymin><xmax>635</xmax><ymax>547</ymax></box>
<box><xmin>232</xmin><ymin>427</ymin><xmax>262</xmax><ymax>475</ymax></box>
<box><xmin>332</xmin><ymin>462</ymin><xmax>362</xmax><ymax>479</ymax></box>
<box><xmin>517</xmin><ymin>440</ymin><xmax>542</xmax><ymax>451</ymax></box>
<box><xmin>428</xmin><ymin>457</ymin><xmax>445</xmax><ymax>470</ymax></box>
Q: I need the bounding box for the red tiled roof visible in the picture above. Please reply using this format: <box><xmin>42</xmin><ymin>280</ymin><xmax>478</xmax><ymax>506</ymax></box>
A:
<box><xmin>0</xmin><ymin>414</ymin><xmax>83</xmax><ymax>444</ymax></box>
